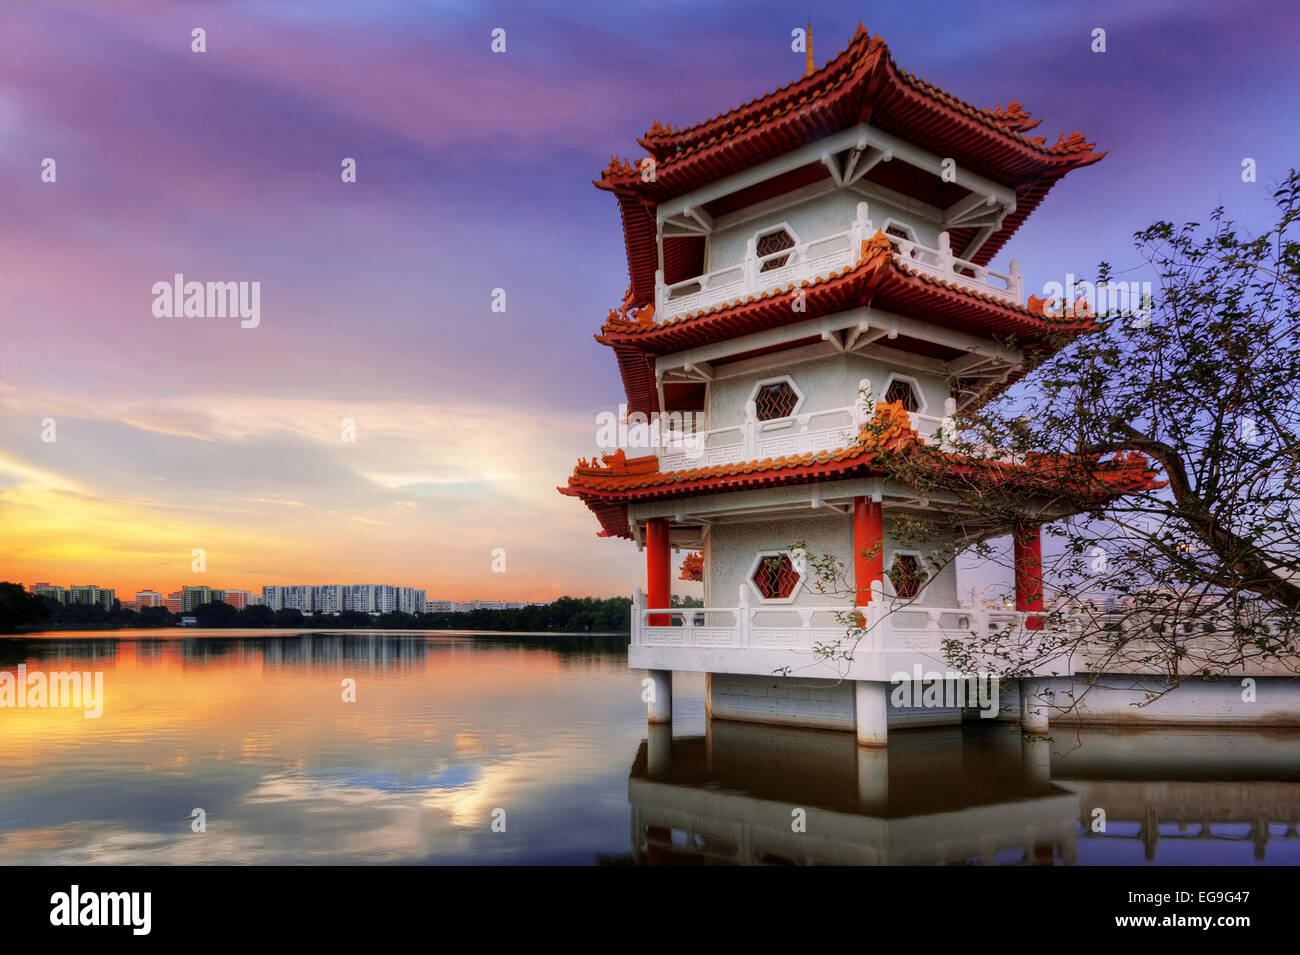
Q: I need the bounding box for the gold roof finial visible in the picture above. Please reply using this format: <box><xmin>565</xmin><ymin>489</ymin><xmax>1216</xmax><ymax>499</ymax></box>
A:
<box><xmin>805</xmin><ymin>23</ymin><xmax>814</xmax><ymax>76</ymax></box>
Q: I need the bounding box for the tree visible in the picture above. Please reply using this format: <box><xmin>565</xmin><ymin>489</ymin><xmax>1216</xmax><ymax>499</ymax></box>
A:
<box><xmin>842</xmin><ymin>170</ymin><xmax>1300</xmax><ymax>685</ymax></box>
<box><xmin>272</xmin><ymin>607</ymin><xmax>306</xmax><ymax>628</ymax></box>
<box><xmin>191</xmin><ymin>599</ymin><xmax>239</xmax><ymax>627</ymax></box>
<box><xmin>237</xmin><ymin>604</ymin><xmax>275</xmax><ymax>627</ymax></box>
<box><xmin>137</xmin><ymin>605</ymin><xmax>176</xmax><ymax>627</ymax></box>
<box><xmin>0</xmin><ymin>582</ymin><xmax>51</xmax><ymax>632</ymax></box>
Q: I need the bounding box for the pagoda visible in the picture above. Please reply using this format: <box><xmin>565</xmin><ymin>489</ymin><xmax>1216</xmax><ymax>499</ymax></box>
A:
<box><xmin>561</xmin><ymin>26</ymin><xmax>1163</xmax><ymax>745</ymax></box>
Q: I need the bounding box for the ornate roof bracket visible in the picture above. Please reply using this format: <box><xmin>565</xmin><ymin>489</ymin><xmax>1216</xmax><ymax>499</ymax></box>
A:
<box><xmin>655</xmin><ymin>122</ymin><xmax>1017</xmax><ymax>226</ymax></box>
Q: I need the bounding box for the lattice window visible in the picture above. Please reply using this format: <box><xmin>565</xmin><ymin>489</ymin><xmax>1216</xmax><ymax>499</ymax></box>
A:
<box><xmin>752</xmin><ymin>553</ymin><xmax>800</xmax><ymax>600</ymax></box>
<box><xmin>754</xmin><ymin>381</ymin><xmax>798</xmax><ymax>421</ymax></box>
<box><xmin>756</xmin><ymin>229</ymin><xmax>796</xmax><ymax>272</ymax></box>
<box><xmin>885</xmin><ymin>222</ymin><xmax>916</xmax><ymax>257</ymax></box>
<box><xmin>889</xmin><ymin>554</ymin><xmax>924</xmax><ymax>599</ymax></box>
<box><xmin>884</xmin><ymin>379</ymin><xmax>920</xmax><ymax>412</ymax></box>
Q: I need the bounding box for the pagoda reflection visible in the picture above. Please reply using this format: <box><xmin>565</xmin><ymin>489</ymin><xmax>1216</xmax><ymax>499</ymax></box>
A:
<box><xmin>627</xmin><ymin>721</ymin><xmax>1300</xmax><ymax>865</ymax></box>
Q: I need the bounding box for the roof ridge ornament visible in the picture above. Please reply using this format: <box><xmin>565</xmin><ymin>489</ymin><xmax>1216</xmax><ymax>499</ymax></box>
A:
<box><xmin>989</xmin><ymin>99</ymin><xmax>1041</xmax><ymax>132</ymax></box>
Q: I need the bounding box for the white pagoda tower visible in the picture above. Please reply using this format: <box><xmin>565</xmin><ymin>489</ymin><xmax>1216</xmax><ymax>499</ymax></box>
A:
<box><xmin>561</xmin><ymin>27</ymin><xmax>1288</xmax><ymax>743</ymax></box>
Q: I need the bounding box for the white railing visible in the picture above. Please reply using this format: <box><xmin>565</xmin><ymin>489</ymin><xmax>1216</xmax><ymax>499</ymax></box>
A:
<box><xmin>655</xmin><ymin>380</ymin><xmax>958</xmax><ymax>470</ymax></box>
<box><xmin>657</xmin><ymin>231</ymin><xmax>859</xmax><ymax>322</ymax></box>
<box><xmin>629</xmin><ymin>581</ymin><xmax>1042</xmax><ymax>653</ymax></box>
<box><xmin>654</xmin><ymin>201</ymin><xmax>1023</xmax><ymax>322</ymax></box>
<box><xmin>891</xmin><ymin>232</ymin><xmax>1022</xmax><ymax>304</ymax></box>
<box><xmin>631</xmin><ymin>585</ymin><xmax>875</xmax><ymax>652</ymax></box>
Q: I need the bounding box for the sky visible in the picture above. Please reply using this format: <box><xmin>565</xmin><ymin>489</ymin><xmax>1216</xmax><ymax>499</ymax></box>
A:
<box><xmin>1</xmin><ymin>0</ymin><xmax>1297</xmax><ymax>602</ymax></box>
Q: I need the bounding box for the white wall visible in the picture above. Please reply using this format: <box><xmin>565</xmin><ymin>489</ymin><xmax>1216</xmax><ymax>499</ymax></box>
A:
<box><xmin>704</xmin><ymin>188</ymin><xmax>941</xmax><ymax>274</ymax></box>
<box><xmin>706</xmin><ymin>513</ymin><xmax>960</xmax><ymax>612</ymax></box>
<box><xmin>706</xmin><ymin>350</ymin><xmax>949</xmax><ymax>431</ymax></box>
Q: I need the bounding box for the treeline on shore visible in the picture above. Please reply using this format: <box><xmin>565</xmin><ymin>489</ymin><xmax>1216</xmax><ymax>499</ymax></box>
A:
<box><xmin>0</xmin><ymin>583</ymin><xmax>642</xmax><ymax>633</ymax></box>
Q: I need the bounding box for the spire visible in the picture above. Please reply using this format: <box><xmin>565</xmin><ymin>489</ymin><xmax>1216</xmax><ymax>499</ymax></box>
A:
<box><xmin>805</xmin><ymin>23</ymin><xmax>814</xmax><ymax>76</ymax></box>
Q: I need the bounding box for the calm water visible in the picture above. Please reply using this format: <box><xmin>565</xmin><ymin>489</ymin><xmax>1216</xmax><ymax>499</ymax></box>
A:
<box><xmin>1</xmin><ymin>630</ymin><xmax>1297</xmax><ymax>865</ymax></box>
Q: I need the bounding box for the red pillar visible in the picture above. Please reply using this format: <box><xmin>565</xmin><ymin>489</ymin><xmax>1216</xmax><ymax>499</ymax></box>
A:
<box><xmin>853</xmin><ymin>496</ymin><xmax>884</xmax><ymax>606</ymax></box>
<box><xmin>645</xmin><ymin>518</ymin><xmax>671</xmax><ymax>625</ymax></box>
<box><xmin>1014</xmin><ymin>524</ymin><xmax>1044</xmax><ymax>630</ymax></box>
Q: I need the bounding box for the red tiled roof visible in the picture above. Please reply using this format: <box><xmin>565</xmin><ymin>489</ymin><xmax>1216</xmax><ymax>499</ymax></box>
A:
<box><xmin>559</xmin><ymin>403</ymin><xmax>1159</xmax><ymax>539</ymax></box>
<box><xmin>599</xmin><ymin>24</ymin><xmax>1104</xmax><ymax>308</ymax></box>
<box><xmin>597</xmin><ymin>231</ymin><xmax>1094</xmax><ymax>415</ymax></box>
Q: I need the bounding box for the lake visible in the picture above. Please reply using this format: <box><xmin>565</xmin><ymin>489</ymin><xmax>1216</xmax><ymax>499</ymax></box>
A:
<box><xmin>1</xmin><ymin>630</ymin><xmax>1297</xmax><ymax>865</ymax></box>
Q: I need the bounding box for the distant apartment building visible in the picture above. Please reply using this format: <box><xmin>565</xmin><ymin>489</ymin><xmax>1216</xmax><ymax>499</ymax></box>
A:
<box><xmin>164</xmin><ymin>590</ymin><xmax>184</xmax><ymax>613</ymax></box>
<box><xmin>343</xmin><ymin>584</ymin><xmax>377</xmax><ymax>613</ymax></box>
<box><xmin>312</xmin><ymin>585</ymin><xmax>344</xmax><ymax>614</ymax></box>
<box><xmin>67</xmin><ymin>585</ymin><xmax>116</xmax><ymax>609</ymax></box>
<box><xmin>284</xmin><ymin>585</ymin><xmax>311</xmax><ymax>613</ymax></box>
<box><xmin>182</xmin><ymin>586</ymin><xmax>218</xmax><ymax>612</ymax></box>
<box><xmin>29</xmin><ymin>583</ymin><xmax>68</xmax><ymax>606</ymax></box>
<box><xmin>424</xmin><ymin>599</ymin><xmax>543</xmax><ymax>612</ymax></box>
<box><xmin>259</xmin><ymin>583</ymin><xmax>435</xmax><ymax>615</ymax></box>
<box><xmin>262</xmin><ymin>586</ymin><xmax>315</xmax><ymax>612</ymax></box>
<box><xmin>345</xmin><ymin>584</ymin><xmax>398</xmax><ymax>614</ymax></box>
<box><xmin>135</xmin><ymin>590</ymin><xmax>163</xmax><ymax>607</ymax></box>
<box><xmin>398</xmin><ymin>587</ymin><xmax>426</xmax><ymax>615</ymax></box>
<box><xmin>264</xmin><ymin>585</ymin><xmax>345</xmax><ymax>613</ymax></box>
<box><xmin>222</xmin><ymin>590</ymin><xmax>254</xmax><ymax>610</ymax></box>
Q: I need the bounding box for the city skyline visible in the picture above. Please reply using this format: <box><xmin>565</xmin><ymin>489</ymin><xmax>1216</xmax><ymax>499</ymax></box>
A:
<box><xmin>20</xmin><ymin>579</ymin><xmax>549</xmax><ymax>613</ymax></box>
<box><xmin>2</xmin><ymin>2</ymin><xmax>1297</xmax><ymax>600</ymax></box>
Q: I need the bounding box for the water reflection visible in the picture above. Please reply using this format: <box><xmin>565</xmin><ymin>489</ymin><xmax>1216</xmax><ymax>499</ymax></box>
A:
<box><xmin>627</xmin><ymin>722</ymin><xmax>1300</xmax><ymax>865</ymax></box>
<box><xmin>1</xmin><ymin>632</ymin><xmax>1295</xmax><ymax>865</ymax></box>
<box><xmin>629</xmin><ymin>722</ymin><xmax>1077</xmax><ymax>865</ymax></box>
<box><xmin>0</xmin><ymin>631</ymin><xmax>641</xmax><ymax>865</ymax></box>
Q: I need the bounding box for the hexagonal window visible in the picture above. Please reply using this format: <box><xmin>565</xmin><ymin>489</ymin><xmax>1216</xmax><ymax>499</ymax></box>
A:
<box><xmin>884</xmin><ymin>221</ymin><xmax>919</xmax><ymax>259</ymax></box>
<box><xmin>754</xmin><ymin>380</ymin><xmax>799</xmax><ymax>421</ymax></box>
<box><xmin>889</xmin><ymin>553</ymin><xmax>925</xmax><ymax>600</ymax></box>
<box><xmin>750</xmin><ymin>552</ymin><xmax>802</xmax><ymax>601</ymax></box>
<box><xmin>756</xmin><ymin>228</ymin><xmax>796</xmax><ymax>272</ymax></box>
<box><xmin>884</xmin><ymin>378</ymin><xmax>920</xmax><ymax>412</ymax></box>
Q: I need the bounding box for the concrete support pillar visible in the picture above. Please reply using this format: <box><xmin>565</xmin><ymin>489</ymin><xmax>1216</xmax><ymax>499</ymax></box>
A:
<box><xmin>1020</xmin><ymin>678</ymin><xmax>1050</xmax><ymax>734</ymax></box>
<box><xmin>647</xmin><ymin>668</ymin><xmax>672</xmax><ymax>724</ymax></box>
<box><xmin>1253</xmin><ymin>809</ymin><xmax>1269</xmax><ymax>861</ymax></box>
<box><xmin>856</xmin><ymin>746</ymin><xmax>889</xmax><ymax>813</ymax></box>
<box><xmin>1014</xmin><ymin>523</ymin><xmax>1044</xmax><ymax>629</ymax></box>
<box><xmin>1142</xmin><ymin>807</ymin><xmax>1159</xmax><ymax>861</ymax></box>
<box><xmin>646</xmin><ymin>721</ymin><xmax>672</xmax><ymax>777</ymax></box>
<box><xmin>645</xmin><ymin>518</ymin><xmax>672</xmax><ymax>625</ymax></box>
<box><xmin>1060</xmin><ymin>824</ymin><xmax>1078</xmax><ymax>866</ymax></box>
<box><xmin>1021</xmin><ymin>734</ymin><xmax>1052</xmax><ymax>789</ymax></box>
<box><xmin>853</xmin><ymin>496</ymin><xmax>885</xmax><ymax>605</ymax></box>
<box><xmin>855</xmin><ymin>680</ymin><xmax>889</xmax><ymax>748</ymax></box>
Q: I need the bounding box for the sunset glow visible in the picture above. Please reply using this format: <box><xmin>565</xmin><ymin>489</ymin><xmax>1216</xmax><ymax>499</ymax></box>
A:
<box><xmin>2</xmin><ymin>2</ymin><xmax>1296</xmax><ymax>601</ymax></box>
